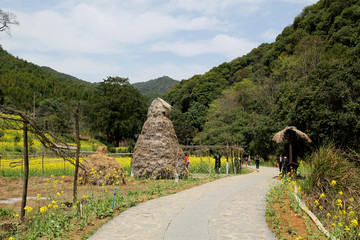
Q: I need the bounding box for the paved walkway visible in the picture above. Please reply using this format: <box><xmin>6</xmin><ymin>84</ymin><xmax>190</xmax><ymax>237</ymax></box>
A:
<box><xmin>88</xmin><ymin>166</ymin><xmax>278</xmax><ymax>240</ymax></box>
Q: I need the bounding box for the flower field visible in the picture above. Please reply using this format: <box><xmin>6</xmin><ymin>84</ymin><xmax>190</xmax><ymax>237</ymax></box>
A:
<box><xmin>0</xmin><ymin>154</ymin><xmax>243</xmax><ymax>178</ymax></box>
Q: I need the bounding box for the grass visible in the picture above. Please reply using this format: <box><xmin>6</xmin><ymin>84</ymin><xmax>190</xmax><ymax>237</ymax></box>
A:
<box><xmin>0</xmin><ymin>174</ymin><xmax>217</xmax><ymax>240</ymax></box>
<box><xmin>267</xmin><ymin>145</ymin><xmax>360</xmax><ymax>240</ymax></box>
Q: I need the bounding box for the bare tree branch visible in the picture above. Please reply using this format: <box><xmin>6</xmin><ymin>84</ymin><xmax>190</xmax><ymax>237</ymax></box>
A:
<box><xmin>0</xmin><ymin>9</ymin><xmax>19</xmax><ymax>36</ymax></box>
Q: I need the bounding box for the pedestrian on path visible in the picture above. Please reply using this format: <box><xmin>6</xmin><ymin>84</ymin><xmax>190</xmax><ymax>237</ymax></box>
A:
<box><xmin>185</xmin><ymin>153</ymin><xmax>190</xmax><ymax>170</ymax></box>
<box><xmin>248</xmin><ymin>155</ymin><xmax>251</xmax><ymax>166</ymax></box>
<box><xmin>277</xmin><ymin>154</ymin><xmax>283</xmax><ymax>173</ymax></box>
<box><xmin>214</xmin><ymin>153</ymin><xmax>221</xmax><ymax>173</ymax></box>
<box><xmin>255</xmin><ymin>155</ymin><xmax>260</xmax><ymax>169</ymax></box>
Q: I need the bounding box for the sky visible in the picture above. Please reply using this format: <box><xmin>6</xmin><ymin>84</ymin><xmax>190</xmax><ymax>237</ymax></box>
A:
<box><xmin>1</xmin><ymin>0</ymin><xmax>318</xmax><ymax>84</ymax></box>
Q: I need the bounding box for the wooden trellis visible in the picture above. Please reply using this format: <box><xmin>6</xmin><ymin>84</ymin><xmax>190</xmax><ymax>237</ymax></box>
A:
<box><xmin>0</xmin><ymin>104</ymin><xmax>81</xmax><ymax>220</ymax></box>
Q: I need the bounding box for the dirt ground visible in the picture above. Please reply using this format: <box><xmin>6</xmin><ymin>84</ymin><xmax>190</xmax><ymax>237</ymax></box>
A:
<box><xmin>266</xmin><ymin>187</ymin><xmax>327</xmax><ymax>240</ymax></box>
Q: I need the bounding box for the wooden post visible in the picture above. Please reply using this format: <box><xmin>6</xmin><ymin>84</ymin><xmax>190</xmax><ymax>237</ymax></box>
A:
<box><xmin>21</xmin><ymin>121</ymin><xmax>29</xmax><ymax>221</ymax></box>
<box><xmin>73</xmin><ymin>102</ymin><xmax>80</xmax><ymax>203</ymax></box>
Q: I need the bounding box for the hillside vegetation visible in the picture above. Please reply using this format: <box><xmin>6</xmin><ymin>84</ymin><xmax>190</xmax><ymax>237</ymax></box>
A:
<box><xmin>133</xmin><ymin>76</ymin><xmax>179</xmax><ymax>105</ymax></box>
<box><xmin>164</xmin><ymin>0</ymin><xmax>360</xmax><ymax>157</ymax></box>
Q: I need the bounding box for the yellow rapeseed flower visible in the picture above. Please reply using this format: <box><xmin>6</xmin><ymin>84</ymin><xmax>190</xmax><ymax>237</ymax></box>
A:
<box><xmin>314</xmin><ymin>200</ymin><xmax>319</xmax><ymax>205</ymax></box>
<box><xmin>8</xmin><ymin>237</ymin><xmax>14</xmax><ymax>240</ymax></box>
<box><xmin>40</xmin><ymin>206</ymin><xmax>48</xmax><ymax>214</ymax></box>
<box><xmin>56</xmin><ymin>192</ymin><xmax>61</xmax><ymax>196</ymax></box>
<box><xmin>351</xmin><ymin>219</ymin><xmax>358</xmax><ymax>228</ymax></box>
<box><xmin>53</xmin><ymin>205</ymin><xmax>59</xmax><ymax>209</ymax></box>
<box><xmin>331</xmin><ymin>180</ymin><xmax>336</xmax><ymax>186</ymax></box>
<box><xmin>338</xmin><ymin>191</ymin><xmax>343</xmax><ymax>196</ymax></box>
<box><xmin>349</xmin><ymin>197</ymin><xmax>354</xmax><ymax>202</ymax></box>
<box><xmin>326</xmin><ymin>213</ymin><xmax>331</xmax><ymax>218</ymax></box>
<box><xmin>24</xmin><ymin>206</ymin><xmax>33</xmax><ymax>213</ymax></box>
<box><xmin>73</xmin><ymin>205</ymin><xmax>77</xmax><ymax>209</ymax></box>
<box><xmin>36</xmin><ymin>194</ymin><xmax>41</xmax><ymax>199</ymax></box>
<box><xmin>345</xmin><ymin>226</ymin><xmax>350</xmax><ymax>232</ymax></box>
<box><xmin>336</xmin><ymin>199</ymin><xmax>342</xmax><ymax>206</ymax></box>
<box><xmin>320</xmin><ymin>193</ymin><xmax>325</xmax><ymax>198</ymax></box>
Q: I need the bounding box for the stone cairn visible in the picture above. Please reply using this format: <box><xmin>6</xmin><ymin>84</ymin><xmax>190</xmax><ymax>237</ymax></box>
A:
<box><xmin>132</xmin><ymin>98</ymin><xmax>188</xmax><ymax>179</ymax></box>
<box><xmin>78</xmin><ymin>146</ymin><xmax>126</xmax><ymax>185</ymax></box>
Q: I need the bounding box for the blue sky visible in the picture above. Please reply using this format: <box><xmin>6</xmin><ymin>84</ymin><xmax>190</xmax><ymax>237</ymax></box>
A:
<box><xmin>1</xmin><ymin>0</ymin><xmax>317</xmax><ymax>83</ymax></box>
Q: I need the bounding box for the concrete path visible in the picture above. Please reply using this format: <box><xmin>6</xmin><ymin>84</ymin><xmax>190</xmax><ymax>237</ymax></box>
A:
<box><xmin>88</xmin><ymin>167</ymin><xmax>278</xmax><ymax>240</ymax></box>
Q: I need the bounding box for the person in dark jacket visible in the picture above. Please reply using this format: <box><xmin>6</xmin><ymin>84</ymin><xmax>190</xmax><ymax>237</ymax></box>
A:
<box><xmin>283</xmin><ymin>156</ymin><xmax>289</xmax><ymax>175</ymax></box>
<box><xmin>278</xmin><ymin>154</ymin><xmax>284</xmax><ymax>173</ymax></box>
<box><xmin>255</xmin><ymin>155</ymin><xmax>260</xmax><ymax>169</ymax></box>
<box><xmin>214</xmin><ymin>153</ymin><xmax>221</xmax><ymax>173</ymax></box>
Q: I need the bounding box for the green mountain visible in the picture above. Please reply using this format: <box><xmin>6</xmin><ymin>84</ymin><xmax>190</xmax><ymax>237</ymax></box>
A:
<box><xmin>132</xmin><ymin>76</ymin><xmax>179</xmax><ymax>104</ymax></box>
<box><xmin>164</xmin><ymin>0</ymin><xmax>360</xmax><ymax>157</ymax></box>
<box><xmin>0</xmin><ymin>48</ymin><xmax>96</xmax><ymax>111</ymax></box>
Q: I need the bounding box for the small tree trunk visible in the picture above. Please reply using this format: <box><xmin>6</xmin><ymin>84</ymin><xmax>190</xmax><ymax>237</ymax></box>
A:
<box><xmin>73</xmin><ymin>102</ymin><xmax>80</xmax><ymax>203</ymax></box>
<box><xmin>21</xmin><ymin>121</ymin><xmax>29</xmax><ymax>221</ymax></box>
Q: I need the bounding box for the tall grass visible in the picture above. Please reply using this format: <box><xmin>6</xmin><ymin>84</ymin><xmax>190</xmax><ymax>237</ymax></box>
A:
<box><xmin>298</xmin><ymin>145</ymin><xmax>360</xmax><ymax>239</ymax></box>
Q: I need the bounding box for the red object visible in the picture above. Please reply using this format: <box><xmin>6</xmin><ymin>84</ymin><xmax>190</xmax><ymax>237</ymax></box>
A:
<box><xmin>185</xmin><ymin>155</ymin><xmax>190</xmax><ymax>164</ymax></box>
<box><xmin>276</xmin><ymin>163</ymin><xmax>279</xmax><ymax>167</ymax></box>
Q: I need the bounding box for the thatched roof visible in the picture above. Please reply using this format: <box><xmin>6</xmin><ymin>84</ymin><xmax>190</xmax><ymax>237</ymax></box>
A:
<box><xmin>272</xmin><ymin>126</ymin><xmax>312</xmax><ymax>144</ymax></box>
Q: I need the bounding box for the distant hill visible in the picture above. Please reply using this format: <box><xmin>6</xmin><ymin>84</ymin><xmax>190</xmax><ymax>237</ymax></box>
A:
<box><xmin>132</xmin><ymin>76</ymin><xmax>179</xmax><ymax>104</ymax></box>
<box><xmin>0</xmin><ymin>48</ymin><xmax>96</xmax><ymax>110</ymax></box>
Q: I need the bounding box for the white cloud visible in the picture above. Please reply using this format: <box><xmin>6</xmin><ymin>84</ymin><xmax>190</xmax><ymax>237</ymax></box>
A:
<box><xmin>260</xmin><ymin>29</ymin><xmax>280</xmax><ymax>42</ymax></box>
<box><xmin>129</xmin><ymin>63</ymin><xmax>209</xmax><ymax>83</ymax></box>
<box><xmin>150</xmin><ymin>34</ymin><xmax>258</xmax><ymax>58</ymax></box>
<box><xmin>279</xmin><ymin>0</ymin><xmax>317</xmax><ymax>3</ymax></box>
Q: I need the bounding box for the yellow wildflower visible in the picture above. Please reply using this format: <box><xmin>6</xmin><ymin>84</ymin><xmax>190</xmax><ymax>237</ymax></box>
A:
<box><xmin>53</xmin><ymin>205</ymin><xmax>59</xmax><ymax>210</ymax></box>
<box><xmin>36</xmin><ymin>194</ymin><xmax>41</xmax><ymax>199</ymax></box>
<box><xmin>73</xmin><ymin>205</ymin><xmax>77</xmax><ymax>209</ymax></box>
<box><xmin>24</xmin><ymin>206</ymin><xmax>33</xmax><ymax>213</ymax></box>
<box><xmin>56</xmin><ymin>192</ymin><xmax>61</xmax><ymax>196</ymax></box>
<box><xmin>336</xmin><ymin>199</ymin><xmax>342</xmax><ymax>206</ymax></box>
<box><xmin>351</xmin><ymin>219</ymin><xmax>358</xmax><ymax>228</ymax></box>
<box><xmin>349</xmin><ymin>197</ymin><xmax>354</xmax><ymax>202</ymax></box>
<box><xmin>8</xmin><ymin>237</ymin><xmax>14</xmax><ymax>240</ymax></box>
<box><xmin>345</xmin><ymin>226</ymin><xmax>350</xmax><ymax>232</ymax></box>
<box><xmin>320</xmin><ymin>193</ymin><xmax>325</xmax><ymax>198</ymax></box>
<box><xmin>331</xmin><ymin>180</ymin><xmax>336</xmax><ymax>186</ymax></box>
<box><xmin>326</xmin><ymin>213</ymin><xmax>331</xmax><ymax>218</ymax></box>
<box><xmin>338</xmin><ymin>191</ymin><xmax>343</xmax><ymax>196</ymax></box>
<box><xmin>314</xmin><ymin>200</ymin><xmax>319</xmax><ymax>205</ymax></box>
<box><xmin>40</xmin><ymin>206</ymin><xmax>48</xmax><ymax>214</ymax></box>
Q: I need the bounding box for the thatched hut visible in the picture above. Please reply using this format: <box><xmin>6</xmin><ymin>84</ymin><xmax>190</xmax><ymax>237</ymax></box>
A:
<box><xmin>273</xmin><ymin>126</ymin><xmax>311</xmax><ymax>174</ymax></box>
<box><xmin>78</xmin><ymin>146</ymin><xmax>126</xmax><ymax>185</ymax></box>
<box><xmin>132</xmin><ymin>98</ymin><xmax>188</xmax><ymax>179</ymax></box>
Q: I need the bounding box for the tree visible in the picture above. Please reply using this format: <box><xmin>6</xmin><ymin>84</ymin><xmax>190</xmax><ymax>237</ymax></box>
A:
<box><xmin>88</xmin><ymin>77</ymin><xmax>147</xmax><ymax>146</ymax></box>
<box><xmin>0</xmin><ymin>9</ymin><xmax>19</xmax><ymax>35</ymax></box>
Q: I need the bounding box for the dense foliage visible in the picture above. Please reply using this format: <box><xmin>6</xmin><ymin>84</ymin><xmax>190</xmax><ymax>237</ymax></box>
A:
<box><xmin>87</xmin><ymin>77</ymin><xmax>147</xmax><ymax>146</ymax></box>
<box><xmin>0</xmin><ymin>48</ymin><xmax>95</xmax><ymax>111</ymax></box>
<box><xmin>165</xmin><ymin>0</ymin><xmax>360</xmax><ymax>157</ymax></box>
<box><xmin>132</xmin><ymin>76</ymin><xmax>179</xmax><ymax>105</ymax></box>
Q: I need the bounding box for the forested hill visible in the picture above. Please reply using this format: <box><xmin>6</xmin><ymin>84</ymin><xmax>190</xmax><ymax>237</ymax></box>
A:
<box><xmin>132</xmin><ymin>76</ymin><xmax>179</xmax><ymax>105</ymax></box>
<box><xmin>0</xmin><ymin>48</ymin><xmax>96</xmax><ymax>110</ymax></box>
<box><xmin>132</xmin><ymin>76</ymin><xmax>179</xmax><ymax>95</ymax></box>
<box><xmin>164</xmin><ymin>0</ymin><xmax>360</xmax><ymax>157</ymax></box>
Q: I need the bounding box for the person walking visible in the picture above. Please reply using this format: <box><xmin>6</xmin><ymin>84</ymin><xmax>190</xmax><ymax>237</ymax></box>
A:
<box><xmin>277</xmin><ymin>154</ymin><xmax>284</xmax><ymax>173</ymax></box>
<box><xmin>214</xmin><ymin>153</ymin><xmax>221</xmax><ymax>173</ymax></box>
<box><xmin>255</xmin><ymin>155</ymin><xmax>260</xmax><ymax>169</ymax></box>
<box><xmin>248</xmin><ymin>155</ymin><xmax>251</xmax><ymax>166</ymax></box>
<box><xmin>185</xmin><ymin>153</ymin><xmax>190</xmax><ymax>170</ymax></box>
<box><xmin>283</xmin><ymin>156</ymin><xmax>289</xmax><ymax>175</ymax></box>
